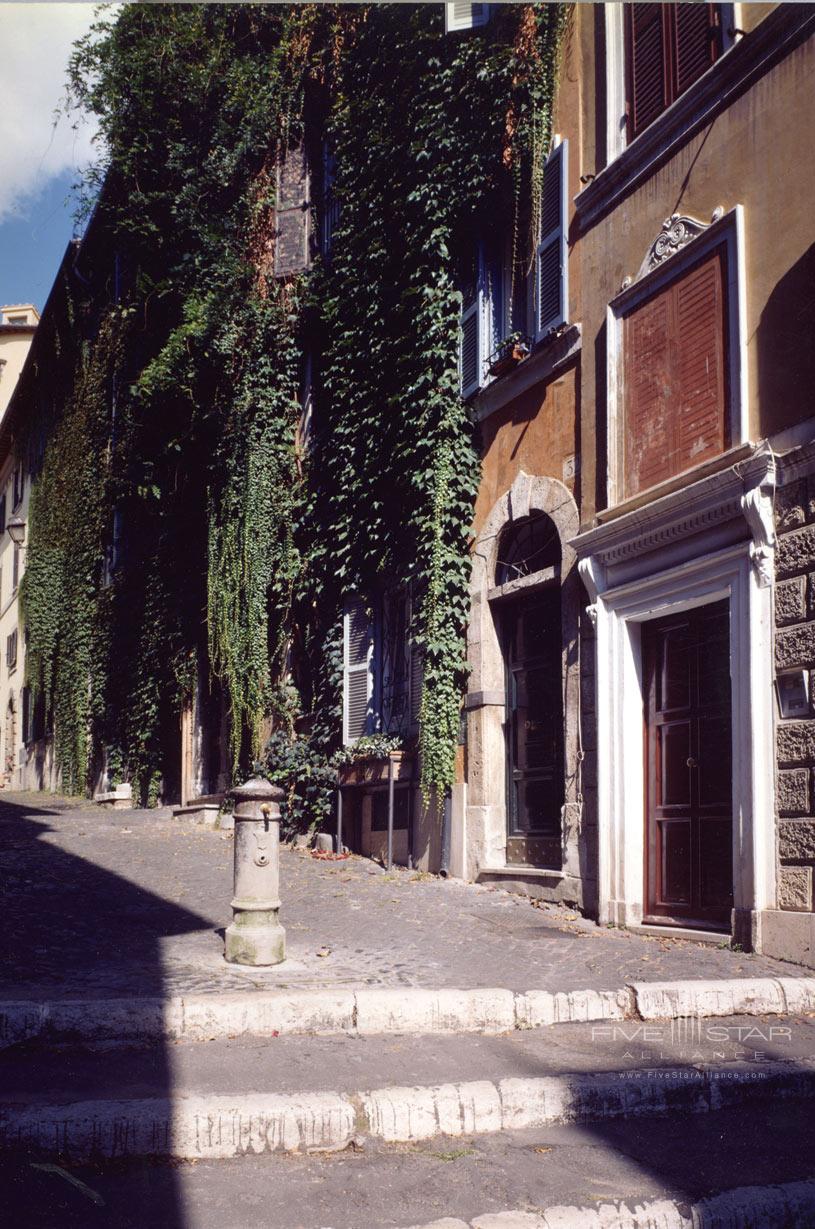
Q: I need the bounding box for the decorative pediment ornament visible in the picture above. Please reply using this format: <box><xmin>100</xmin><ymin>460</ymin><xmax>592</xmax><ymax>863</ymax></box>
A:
<box><xmin>635</xmin><ymin>207</ymin><xmax>724</xmax><ymax>281</ymax></box>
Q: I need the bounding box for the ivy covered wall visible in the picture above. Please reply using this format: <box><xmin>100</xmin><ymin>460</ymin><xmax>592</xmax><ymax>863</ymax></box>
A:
<box><xmin>20</xmin><ymin>3</ymin><xmax>565</xmax><ymax>809</ymax></box>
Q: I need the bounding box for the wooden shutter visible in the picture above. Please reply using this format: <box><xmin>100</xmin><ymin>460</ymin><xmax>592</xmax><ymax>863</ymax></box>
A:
<box><xmin>445</xmin><ymin>3</ymin><xmax>490</xmax><ymax>33</ymax></box>
<box><xmin>628</xmin><ymin>5</ymin><xmax>722</xmax><ymax>139</ymax></box>
<box><xmin>673</xmin><ymin>4</ymin><xmax>720</xmax><ymax>96</ymax></box>
<box><xmin>624</xmin><ymin>290</ymin><xmax>673</xmax><ymax>497</ymax></box>
<box><xmin>624</xmin><ymin>247</ymin><xmax>728</xmax><ymax>499</ymax></box>
<box><xmin>274</xmin><ymin>146</ymin><xmax>310</xmax><ymax>278</ymax></box>
<box><xmin>535</xmin><ymin>140</ymin><xmax>568</xmax><ymax>339</ymax></box>
<box><xmin>627</xmin><ymin>4</ymin><xmax>668</xmax><ymax>139</ymax></box>
<box><xmin>674</xmin><ymin>249</ymin><xmax>728</xmax><ymax>472</ymax></box>
<box><xmin>322</xmin><ymin>144</ymin><xmax>339</xmax><ymax>258</ymax></box>
<box><xmin>343</xmin><ymin>599</ymin><xmax>373</xmax><ymax>744</ymax></box>
<box><xmin>409</xmin><ymin>643</ymin><xmax>423</xmax><ymax>730</ymax></box>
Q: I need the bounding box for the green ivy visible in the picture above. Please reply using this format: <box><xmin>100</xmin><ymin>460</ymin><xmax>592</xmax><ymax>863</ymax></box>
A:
<box><xmin>20</xmin><ymin>3</ymin><xmax>565</xmax><ymax>811</ymax></box>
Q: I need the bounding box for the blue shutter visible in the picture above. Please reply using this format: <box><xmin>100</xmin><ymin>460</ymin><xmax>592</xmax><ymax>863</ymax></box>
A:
<box><xmin>535</xmin><ymin>139</ymin><xmax>569</xmax><ymax>339</ymax></box>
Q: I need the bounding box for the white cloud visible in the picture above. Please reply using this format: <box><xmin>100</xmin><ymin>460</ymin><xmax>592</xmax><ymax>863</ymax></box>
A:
<box><xmin>0</xmin><ymin>3</ymin><xmax>101</xmax><ymax>222</ymax></box>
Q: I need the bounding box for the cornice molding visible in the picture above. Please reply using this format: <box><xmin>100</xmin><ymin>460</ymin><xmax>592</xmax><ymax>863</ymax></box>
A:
<box><xmin>571</xmin><ymin>446</ymin><xmax>776</xmax><ymax>589</ymax></box>
<box><xmin>574</xmin><ymin>6</ymin><xmax>815</xmax><ymax>232</ymax></box>
<box><xmin>777</xmin><ymin>437</ymin><xmax>815</xmax><ymax>487</ymax></box>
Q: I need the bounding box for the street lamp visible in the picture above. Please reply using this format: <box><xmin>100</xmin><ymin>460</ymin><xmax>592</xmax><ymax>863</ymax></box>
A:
<box><xmin>7</xmin><ymin>517</ymin><xmax>25</xmax><ymax>547</ymax></box>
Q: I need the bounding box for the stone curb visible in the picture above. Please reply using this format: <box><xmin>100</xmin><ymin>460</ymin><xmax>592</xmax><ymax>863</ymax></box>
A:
<box><xmin>1</xmin><ymin>977</ymin><xmax>813</xmax><ymax>1049</ymax></box>
<box><xmin>1</xmin><ymin>1060</ymin><xmax>813</xmax><ymax>1161</ymax></box>
<box><xmin>402</xmin><ymin>1179</ymin><xmax>815</xmax><ymax>1228</ymax></box>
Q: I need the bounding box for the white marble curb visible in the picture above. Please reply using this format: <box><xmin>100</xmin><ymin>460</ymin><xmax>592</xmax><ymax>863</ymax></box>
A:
<box><xmin>1</xmin><ymin>1060</ymin><xmax>813</xmax><ymax>1161</ymax></box>
<box><xmin>402</xmin><ymin>1179</ymin><xmax>815</xmax><ymax>1228</ymax></box>
<box><xmin>1</xmin><ymin>978</ymin><xmax>813</xmax><ymax>1049</ymax></box>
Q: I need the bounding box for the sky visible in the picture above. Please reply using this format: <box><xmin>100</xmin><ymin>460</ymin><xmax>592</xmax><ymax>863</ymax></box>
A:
<box><xmin>0</xmin><ymin>3</ymin><xmax>99</xmax><ymax>311</ymax></box>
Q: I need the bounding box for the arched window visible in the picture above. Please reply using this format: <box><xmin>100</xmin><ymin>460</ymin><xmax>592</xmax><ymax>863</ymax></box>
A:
<box><xmin>495</xmin><ymin>512</ymin><xmax>560</xmax><ymax>586</ymax></box>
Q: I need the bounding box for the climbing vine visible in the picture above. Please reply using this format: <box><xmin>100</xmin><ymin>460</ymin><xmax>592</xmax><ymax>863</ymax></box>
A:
<box><xmin>20</xmin><ymin>4</ymin><xmax>565</xmax><ymax>808</ymax></box>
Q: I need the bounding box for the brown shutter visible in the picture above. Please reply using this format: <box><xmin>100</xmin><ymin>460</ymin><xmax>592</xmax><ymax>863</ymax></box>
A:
<box><xmin>274</xmin><ymin>146</ymin><xmax>310</xmax><ymax>278</ymax></box>
<box><xmin>624</xmin><ymin>246</ymin><xmax>728</xmax><ymax>499</ymax></box>
<box><xmin>627</xmin><ymin>4</ymin><xmax>668</xmax><ymax>140</ymax></box>
<box><xmin>673</xmin><ymin>4</ymin><xmax>720</xmax><ymax>96</ymax></box>
<box><xmin>674</xmin><ymin>248</ymin><xmax>728</xmax><ymax>472</ymax></box>
<box><xmin>624</xmin><ymin>289</ymin><xmax>673</xmax><ymax>497</ymax></box>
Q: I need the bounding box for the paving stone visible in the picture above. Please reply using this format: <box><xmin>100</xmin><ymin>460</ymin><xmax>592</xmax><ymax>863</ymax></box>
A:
<box><xmin>776</xmin><ymin>577</ymin><xmax>806</xmax><ymax>626</ymax></box>
<box><xmin>0</xmin><ymin>792</ymin><xmax>803</xmax><ymax>1003</ymax></box>
<box><xmin>777</xmin><ymin>768</ymin><xmax>811</xmax><ymax>816</ymax></box>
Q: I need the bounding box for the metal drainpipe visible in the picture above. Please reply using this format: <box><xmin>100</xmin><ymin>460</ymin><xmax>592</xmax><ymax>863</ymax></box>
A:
<box><xmin>386</xmin><ymin>753</ymin><xmax>395</xmax><ymax>872</ymax></box>
<box><xmin>335</xmin><ymin>784</ymin><xmax>343</xmax><ymax>855</ymax></box>
<box><xmin>439</xmin><ymin>787</ymin><xmax>452</xmax><ymax>878</ymax></box>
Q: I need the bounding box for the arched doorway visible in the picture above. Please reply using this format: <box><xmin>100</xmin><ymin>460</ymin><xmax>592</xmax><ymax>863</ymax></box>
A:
<box><xmin>466</xmin><ymin>471</ymin><xmax>586</xmax><ymax>905</ymax></box>
<box><xmin>494</xmin><ymin>513</ymin><xmax>564</xmax><ymax>867</ymax></box>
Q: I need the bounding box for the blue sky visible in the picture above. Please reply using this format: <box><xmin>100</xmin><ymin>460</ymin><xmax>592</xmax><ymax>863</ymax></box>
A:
<box><xmin>0</xmin><ymin>170</ymin><xmax>81</xmax><ymax>311</ymax></box>
<box><xmin>0</xmin><ymin>4</ymin><xmax>98</xmax><ymax>312</ymax></box>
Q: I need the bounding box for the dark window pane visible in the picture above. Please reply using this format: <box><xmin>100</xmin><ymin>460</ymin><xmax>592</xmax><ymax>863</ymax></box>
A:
<box><xmin>658</xmin><ymin>625</ymin><xmax>690</xmax><ymax>710</ymax></box>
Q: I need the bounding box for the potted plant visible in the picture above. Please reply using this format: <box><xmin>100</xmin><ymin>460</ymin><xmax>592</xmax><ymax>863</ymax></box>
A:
<box><xmin>487</xmin><ymin>332</ymin><xmax>530</xmax><ymax>378</ymax></box>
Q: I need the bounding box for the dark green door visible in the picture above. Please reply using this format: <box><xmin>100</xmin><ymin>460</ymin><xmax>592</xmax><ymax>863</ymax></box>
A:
<box><xmin>504</xmin><ymin>588</ymin><xmax>563</xmax><ymax>867</ymax></box>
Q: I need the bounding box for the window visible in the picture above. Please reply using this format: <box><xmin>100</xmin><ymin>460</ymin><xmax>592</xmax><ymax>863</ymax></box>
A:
<box><xmin>274</xmin><ymin>145</ymin><xmax>310</xmax><ymax>278</ymax></box>
<box><xmin>12</xmin><ymin>544</ymin><xmax>19</xmax><ymax>592</ymax></box>
<box><xmin>6</xmin><ymin>629</ymin><xmax>17</xmax><ymax>673</ymax></box>
<box><xmin>342</xmin><ymin>590</ymin><xmax>423</xmax><ymax>745</ymax></box>
<box><xmin>622</xmin><ymin>245</ymin><xmax>728</xmax><ymax>499</ymax></box>
<box><xmin>0</xmin><ymin>494</ymin><xmax>7</xmax><ymax>536</ymax></box>
<box><xmin>535</xmin><ymin>139</ymin><xmax>569</xmax><ymax>340</ymax></box>
<box><xmin>445</xmin><ymin>3</ymin><xmax>490</xmax><ymax>33</ymax></box>
<box><xmin>495</xmin><ymin>513</ymin><xmax>562</xmax><ymax>586</ymax></box>
<box><xmin>12</xmin><ymin>464</ymin><xmax>23</xmax><ymax>510</ymax></box>
<box><xmin>626</xmin><ymin>4</ymin><xmax>724</xmax><ymax>140</ymax></box>
<box><xmin>459</xmin><ymin>240</ymin><xmax>504</xmax><ymax>398</ymax></box>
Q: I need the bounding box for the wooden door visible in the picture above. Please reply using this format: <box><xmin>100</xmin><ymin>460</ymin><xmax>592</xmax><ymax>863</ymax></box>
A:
<box><xmin>503</xmin><ymin>588</ymin><xmax>563</xmax><ymax>868</ymax></box>
<box><xmin>644</xmin><ymin>599</ymin><xmax>732</xmax><ymax>929</ymax></box>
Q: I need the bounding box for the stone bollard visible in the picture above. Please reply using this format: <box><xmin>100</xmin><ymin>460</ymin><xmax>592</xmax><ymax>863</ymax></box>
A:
<box><xmin>224</xmin><ymin>775</ymin><xmax>286</xmax><ymax>966</ymax></box>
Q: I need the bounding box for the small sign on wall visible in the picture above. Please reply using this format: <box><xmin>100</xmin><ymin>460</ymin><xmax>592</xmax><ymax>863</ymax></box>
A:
<box><xmin>775</xmin><ymin>669</ymin><xmax>811</xmax><ymax>719</ymax></box>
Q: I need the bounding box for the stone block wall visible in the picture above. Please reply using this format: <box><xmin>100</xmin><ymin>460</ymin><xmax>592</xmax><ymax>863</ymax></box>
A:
<box><xmin>774</xmin><ymin>471</ymin><xmax>815</xmax><ymax>912</ymax></box>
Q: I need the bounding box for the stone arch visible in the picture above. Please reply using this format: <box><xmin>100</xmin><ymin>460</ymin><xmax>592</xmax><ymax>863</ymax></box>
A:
<box><xmin>464</xmin><ymin>471</ymin><xmax>583</xmax><ymax>902</ymax></box>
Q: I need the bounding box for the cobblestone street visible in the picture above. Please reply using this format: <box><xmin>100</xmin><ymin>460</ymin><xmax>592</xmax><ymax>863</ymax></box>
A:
<box><xmin>1</xmin><ymin>792</ymin><xmax>806</xmax><ymax>1001</ymax></box>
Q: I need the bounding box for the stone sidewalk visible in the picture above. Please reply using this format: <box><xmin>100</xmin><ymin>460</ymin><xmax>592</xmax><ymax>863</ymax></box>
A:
<box><xmin>0</xmin><ymin>791</ymin><xmax>806</xmax><ymax>1001</ymax></box>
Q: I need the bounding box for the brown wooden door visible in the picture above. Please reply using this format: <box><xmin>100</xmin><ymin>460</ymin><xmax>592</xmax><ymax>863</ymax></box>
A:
<box><xmin>644</xmin><ymin>600</ymin><xmax>732</xmax><ymax>929</ymax></box>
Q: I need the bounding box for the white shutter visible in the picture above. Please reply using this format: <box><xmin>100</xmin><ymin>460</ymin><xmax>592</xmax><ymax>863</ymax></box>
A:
<box><xmin>343</xmin><ymin>599</ymin><xmax>373</xmax><ymax>744</ymax></box>
<box><xmin>460</xmin><ymin>243</ymin><xmax>494</xmax><ymax>398</ymax></box>
<box><xmin>445</xmin><ymin>2</ymin><xmax>490</xmax><ymax>33</ymax></box>
<box><xmin>535</xmin><ymin>139</ymin><xmax>569</xmax><ymax>339</ymax></box>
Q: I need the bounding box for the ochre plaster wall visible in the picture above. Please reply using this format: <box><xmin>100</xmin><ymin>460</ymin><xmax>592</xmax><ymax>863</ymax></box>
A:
<box><xmin>474</xmin><ymin>362</ymin><xmax>579</xmax><ymax>537</ymax></box>
<box><xmin>577</xmin><ymin>22</ymin><xmax>814</xmax><ymax>519</ymax></box>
